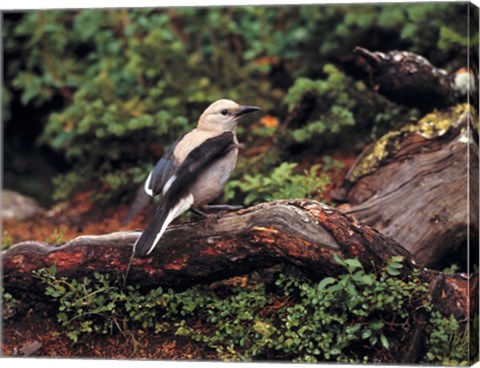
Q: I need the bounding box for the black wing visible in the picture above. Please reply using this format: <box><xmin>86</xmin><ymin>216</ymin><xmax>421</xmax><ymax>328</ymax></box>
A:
<box><xmin>163</xmin><ymin>131</ymin><xmax>236</xmax><ymax>201</ymax></box>
<box><xmin>145</xmin><ymin>135</ymin><xmax>184</xmax><ymax>197</ymax></box>
<box><xmin>135</xmin><ymin>132</ymin><xmax>236</xmax><ymax>257</ymax></box>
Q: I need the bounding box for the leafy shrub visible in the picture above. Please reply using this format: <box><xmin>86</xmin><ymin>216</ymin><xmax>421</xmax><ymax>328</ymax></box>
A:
<box><xmin>29</xmin><ymin>256</ymin><xmax>468</xmax><ymax>364</ymax></box>
<box><xmin>32</xmin><ymin>268</ymin><xmax>124</xmax><ymax>342</ymax></box>
<box><xmin>281</xmin><ymin>63</ymin><xmax>420</xmax><ymax>152</ymax></box>
<box><xmin>4</xmin><ymin>4</ymin><xmax>470</xmax><ymax>204</ymax></box>
<box><xmin>284</xmin><ymin>64</ymin><xmax>356</xmax><ymax>144</ymax></box>
<box><xmin>424</xmin><ymin>311</ymin><xmax>466</xmax><ymax>365</ymax></box>
<box><xmin>224</xmin><ymin>160</ymin><xmax>339</xmax><ymax>206</ymax></box>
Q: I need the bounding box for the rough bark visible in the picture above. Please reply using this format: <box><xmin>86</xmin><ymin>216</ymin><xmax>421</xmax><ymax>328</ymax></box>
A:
<box><xmin>333</xmin><ymin>104</ymin><xmax>477</xmax><ymax>268</ymax></box>
<box><xmin>2</xmin><ymin>199</ymin><xmax>476</xmax><ymax>321</ymax></box>
<box><xmin>354</xmin><ymin>46</ymin><xmax>468</xmax><ymax>110</ymax></box>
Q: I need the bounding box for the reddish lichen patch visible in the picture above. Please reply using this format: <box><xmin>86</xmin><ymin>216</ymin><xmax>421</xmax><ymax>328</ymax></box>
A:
<box><xmin>132</xmin><ymin>257</ymin><xmax>153</xmax><ymax>266</ymax></box>
<box><xmin>163</xmin><ymin>255</ymin><xmax>190</xmax><ymax>271</ymax></box>
<box><xmin>10</xmin><ymin>254</ymin><xmax>26</xmax><ymax>265</ymax></box>
<box><xmin>109</xmin><ymin>258</ymin><xmax>130</xmax><ymax>272</ymax></box>
<box><xmin>196</xmin><ymin>237</ymin><xmax>241</xmax><ymax>257</ymax></box>
<box><xmin>199</xmin><ymin>247</ymin><xmax>220</xmax><ymax>256</ymax></box>
<box><xmin>46</xmin><ymin>250</ymin><xmax>85</xmax><ymax>269</ymax></box>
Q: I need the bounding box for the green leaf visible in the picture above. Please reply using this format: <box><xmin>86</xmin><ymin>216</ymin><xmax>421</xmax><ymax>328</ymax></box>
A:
<box><xmin>67</xmin><ymin>331</ymin><xmax>78</xmax><ymax>343</ymax></box>
<box><xmin>361</xmin><ymin>329</ymin><xmax>372</xmax><ymax>339</ymax></box>
<box><xmin>292</xmin><ymin>129</ymin><xmax>309</xmax><ymax>143</ymax></box>
<box><xmin>344</xmin><ymin>259</ymin><xmax>363</xmax><ymax>271</ymax></box>
<box><xmin>370</xmin><ymin>321</ymin><xmax>384</xmax><ymax>330</ymax></box>
<box><xmin>327</xmin><ymin>284</ymin><xmax>343</xmax><ymax>293</ymax></box>
<box><xmin>317</xmin><ymin>277</ymin><xmax>336</xmax><ymax>291</ymax></box>
<box><xmin>388</xmin><ymin>262</ymin><xmax>403</xmax><ymax>269</ymax></box>
<box><xmin>380</xmin><ymin>334</ymin><xmax>390</xmax><ymax>349</ymax></box>
<box><xmin>386</xmin><ymin>266</ymin><xmax>401</xmax><ymax>276</ymax></box>
<box><xmin>361</xmin><ymin>275</ymin><xmax>375</xmax><ymax>285</ymax></box>
<box><xmin>333</xmin><ymin>254</ymin><xmax>346</xmax><ymax>267</ymax></box>
<box><xmin>391</xmin><ymin>256</ymin><xmax>404</xmax><ymax>263</ymax></box>
<box><xmin>346</xmin><ymin>324</ymin><xmax>361</xmax><ymax>334</ymax></box>
<box><xmin>345</xmin><ymin>283</ymin><xmax>358</xmax><ymax>296</ymax></box>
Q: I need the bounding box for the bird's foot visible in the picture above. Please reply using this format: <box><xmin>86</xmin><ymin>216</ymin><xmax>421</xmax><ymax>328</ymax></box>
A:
<box><xmin>190</xmin><ymin>208</ymin><xmax>211</xmax><ymax>218</ymax></box>
<box><xmin>190</xmin><ymin>208</ymin><xmax>222</xmax><ymax>222</ymax></box>
<box><xmin>190</xmin><ymin>204</ymin><xmax>243</xmax><ymax>221</ymax></box>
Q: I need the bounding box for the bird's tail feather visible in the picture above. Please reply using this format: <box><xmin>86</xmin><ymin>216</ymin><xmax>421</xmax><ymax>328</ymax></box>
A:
<box><xmin>134</xmin><ymin>195</ymin><xmax>193</xmax><ymax>257</ymax></box>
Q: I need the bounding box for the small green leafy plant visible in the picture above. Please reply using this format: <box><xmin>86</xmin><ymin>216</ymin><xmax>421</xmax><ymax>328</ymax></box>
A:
<box><xmin>424</xmin><ymin>311</ymin><xmax>473</xmax><ymax>366</ymax></box>
<box><xmin>2</xmin><ymin>231</ymin><xmax>12</xmax><ymax>250</ymax></box>
<box><xmin>2</xmin><ymin>290</ymin><xmax>20</xmax><ymax>321</ymax></box>
<box><xmin>33</xmin><ymin>267</ymin><xmax>127</xmax><ymax>342</ymax></box>
<box><xmin>225</xmin><ymin>159</ymin><xmax>340</xmax><ymax>206</ymax></box>
<box><xmin>44</xmin><ymin>227</ymin><xmax>67</xmax><ymax>245</ymax></box>
<box><xmin>31</xmin><ymin>256</ymin><xmax>468</xmax><ymax>364</ymax></box>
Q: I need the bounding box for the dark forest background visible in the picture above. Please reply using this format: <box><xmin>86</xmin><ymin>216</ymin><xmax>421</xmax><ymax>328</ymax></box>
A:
<box><xmin>3</xmin><ymin>3</ymin><xmax>472</xmax><ymax>207</ymax></box>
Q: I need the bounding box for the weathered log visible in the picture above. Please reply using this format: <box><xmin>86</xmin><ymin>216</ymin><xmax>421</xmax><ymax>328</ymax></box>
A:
<box><xmin>332</xmin><ymin>104</ymin><xmax>477</xmax><ymax>268</ymax></box>
<box><xmin>354</xmin><ymin>47</ymin><xmax>472</xmax><ymax>110</ymax></box>
<box><xmin>2</xmin><ymin>199</ymin><xmax>476</xmax><ymax>321</ymax></box>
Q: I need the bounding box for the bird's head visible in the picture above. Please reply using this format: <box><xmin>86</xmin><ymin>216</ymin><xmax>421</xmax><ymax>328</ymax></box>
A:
<box><xmin>198</xmin><ymin>99</ymin><xmax>261</xmax><ymax>132</ymax></box>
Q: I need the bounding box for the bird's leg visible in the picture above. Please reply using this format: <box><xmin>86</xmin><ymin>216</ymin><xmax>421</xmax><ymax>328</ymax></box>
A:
<box><xmin>201</xmin><ymin>204</ymin><xmax>244</xmax><ymax>211</ymax></box>
<box><xmin>189</xmin><ymin>207</ymin><xmax>222</xmax><ymax>226</ymax></box>
<box><xmin>190</xmin><ymin>208</ymin><xmax>210</xmax><ymax>218</ymax></box>
<box><xmin>196</xmin><ymin>204</ymin><xmax>243</xmax><ymax>221</ymax></box>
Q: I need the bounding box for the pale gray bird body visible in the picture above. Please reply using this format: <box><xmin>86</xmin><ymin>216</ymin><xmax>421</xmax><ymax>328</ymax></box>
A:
<box><xmin>134</xmin><ymin>99</ymin><xmax>260</xmax><ymax>257</ymax></box>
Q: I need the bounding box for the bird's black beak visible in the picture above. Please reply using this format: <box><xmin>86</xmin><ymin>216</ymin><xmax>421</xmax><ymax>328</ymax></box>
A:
<box><xmin>233</xmin><ymin>105</ymin><xmax>261</xmax><ymax>117</ymax></box>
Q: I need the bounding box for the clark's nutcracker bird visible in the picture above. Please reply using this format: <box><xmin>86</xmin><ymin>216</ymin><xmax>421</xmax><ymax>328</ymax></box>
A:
<box><xmin>134</xmin><ymin>99</ymin><xmax>261</xmax><ymax>257</ymax></box>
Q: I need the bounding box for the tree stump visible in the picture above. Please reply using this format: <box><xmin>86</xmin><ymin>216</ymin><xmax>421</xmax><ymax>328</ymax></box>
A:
<box><xmin>333</xmin><ymin>104</ymin><xmax>477</xmax><ymax>268</ymax></box>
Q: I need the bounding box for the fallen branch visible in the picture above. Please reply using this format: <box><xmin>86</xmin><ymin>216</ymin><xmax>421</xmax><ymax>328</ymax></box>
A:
<box><xmin>2</xmin><ymin>199</ymin><xmax>476</xmax><ymax>321</ymax></box>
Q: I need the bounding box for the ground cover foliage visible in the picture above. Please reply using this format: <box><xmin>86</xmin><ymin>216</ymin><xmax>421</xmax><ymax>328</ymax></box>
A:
<box><xmin>0</xmin><ymin>256</ymin><xmax>468</xmax><ymax>364</ymax></box>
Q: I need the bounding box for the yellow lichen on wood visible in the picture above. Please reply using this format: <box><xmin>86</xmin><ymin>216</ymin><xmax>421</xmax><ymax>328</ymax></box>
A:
<box><xmin>414</xmin><ymin>103</ymin><xmax>469</xmax><ymax>139</ymax></box>
<box><xmin>347</xmin><ymin>103</ymin><xmax>470</xmax><ymax>183</ymax></box>
<box><xmin>470</xmin><ymin>105</ymin><xmax>479</xmax><ymax>135</ymax></box>
<box><xmin>347</xmin><ymin>131</ymin><xmax>403</xmax><ymax>184</ymax></box>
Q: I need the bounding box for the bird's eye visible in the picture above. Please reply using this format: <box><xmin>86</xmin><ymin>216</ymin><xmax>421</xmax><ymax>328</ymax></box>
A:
<box><xmin>221</xmin><ymin>109</ymin><xmax>229</xmax><ymax>116</ymax></box>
